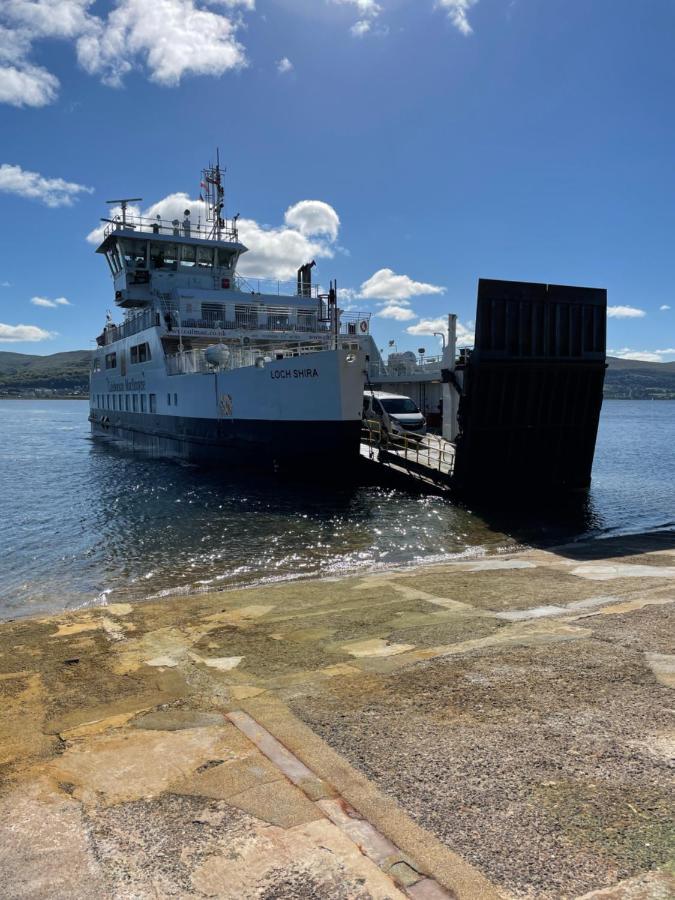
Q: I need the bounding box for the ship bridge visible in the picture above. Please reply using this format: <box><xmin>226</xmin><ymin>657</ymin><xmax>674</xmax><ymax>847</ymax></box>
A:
<box><xmin>96</xmin><ymin>210</ymin><xmax>247</xmax><ymax>309</ymax></box>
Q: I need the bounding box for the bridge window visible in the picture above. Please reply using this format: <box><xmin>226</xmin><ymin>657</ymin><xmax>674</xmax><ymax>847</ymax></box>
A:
<box><xmin>122</xmin><ymin>240</ymin><xmax>146</xmax><ymax>268</ymax></box>
<box><xmin>106</xmin><ymin>246</ymin><xmax>122</xmax><ymax>274</ymax></box>
<box><xmin>149</xmin><ymin>393</ymin><xmax>157</xmax><ymax>413</ymax></box>
<box><xmin>164</xmin><ymin>243</ymin><xmax>178</xmax><ymax>265</ymax></box>
<box><xmin>105</xmin><ymin>352</ymin><xmax>117</xmax><ymax>369</ymax></box>
<box><xmin>197</xmin><ymin>247</ymin><xmax>213</xmax><ymax>268</ymax></box>
<box><xmin>181</xmin><ymin>245</ymin><xmax>196</xmax><ymax>267</ymax></box>
<box><xmin>217</xmin><ymin>249</ymin><xmax>234</xmax><ymax>269</ymax></box>
<box><xmin>150</xmin><ymin>242</ymin><xmax>166</xmax><ymax>268</ymax></box>
<box><xmin>92</xmin><ymin>357</ymin><xmax>101</xmax><ymax>372</ymax></box>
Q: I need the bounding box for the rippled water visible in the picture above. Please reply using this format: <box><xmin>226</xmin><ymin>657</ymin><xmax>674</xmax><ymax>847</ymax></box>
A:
<box><xmin>1</xmin><ymin>399</ymin><xmax>673</xmax><ymax>619</ymax></box>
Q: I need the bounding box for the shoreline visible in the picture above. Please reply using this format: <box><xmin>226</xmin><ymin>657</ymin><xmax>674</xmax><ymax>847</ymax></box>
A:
<box><xmin>1</xmin><ymin>530</ymin><xmax>673</xmax><ymax>898</ymax></box>
<box><xmin>6</xmin><ymin>524</ymin><xmax>675</xmax><ymax>627</ymax></box>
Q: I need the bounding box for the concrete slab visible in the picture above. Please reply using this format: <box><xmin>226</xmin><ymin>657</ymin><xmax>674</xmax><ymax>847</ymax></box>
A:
<box><xmin>226</xmin><ymin>779</ymin><xmax>323</xmax><ymax>827</ymax></box>
<box><xmin>1</xmin><ymin>534</ymin><xmax>673</xmax><ymax>899</ymax></box>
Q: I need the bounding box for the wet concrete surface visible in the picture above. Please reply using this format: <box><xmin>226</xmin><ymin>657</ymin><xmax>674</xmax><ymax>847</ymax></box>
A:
<box><xmin>0</xmin><ymin>533</ymin><xmax>673</xmax><ymax>898</ymax></box>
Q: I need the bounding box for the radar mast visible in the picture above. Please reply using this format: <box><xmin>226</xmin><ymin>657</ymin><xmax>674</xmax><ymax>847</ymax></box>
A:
<box><xmin>201</xmin><ymin>150</ymin><xmax>235</xmax><ymax>242</ymax></box>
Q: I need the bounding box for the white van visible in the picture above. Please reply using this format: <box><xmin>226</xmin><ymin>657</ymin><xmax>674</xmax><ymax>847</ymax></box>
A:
<box><xmin>363</xmin><ymin>391</ymin><xmax>427</xmax><ymax>440</ymax></box>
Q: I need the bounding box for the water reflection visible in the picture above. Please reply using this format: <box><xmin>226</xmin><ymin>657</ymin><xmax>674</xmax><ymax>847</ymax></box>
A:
<box><xmin>2</xmin><ymin>399</ymin><xmax>673</xmax><ymax>620</ymax></box>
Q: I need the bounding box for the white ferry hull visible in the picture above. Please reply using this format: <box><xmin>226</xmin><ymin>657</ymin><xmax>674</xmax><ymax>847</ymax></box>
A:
<box><xmin>90</xmin><ymin>346</ymin><xmax>365</xmax><ymax>471</ymax></box>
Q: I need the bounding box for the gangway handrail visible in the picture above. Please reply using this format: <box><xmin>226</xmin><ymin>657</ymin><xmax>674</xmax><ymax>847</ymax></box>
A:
<box><xmin>361</xmin><ymin>418</ymin><xmax>455</xmax><ymax>477</ymax></box>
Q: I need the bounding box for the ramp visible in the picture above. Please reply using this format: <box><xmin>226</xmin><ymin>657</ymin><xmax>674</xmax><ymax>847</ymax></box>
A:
<box><xmin>452</xmin><ymin>279</ymin><xmax>607</xmax><ymax>495</ymax></box>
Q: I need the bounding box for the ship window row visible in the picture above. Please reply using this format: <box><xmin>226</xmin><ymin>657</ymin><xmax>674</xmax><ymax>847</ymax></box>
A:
<box><xmin>106</xmin><ymin>239</ymin><xmax>235</xmax><ymax>273</ymax></box>
<box><xmin>95</xmin><ymin>393</ymin><xmax>163</xmax><ymax>413</ymax></box>
<box><xmin>92</xmin><ymin>344</ymin><xmax>150</xmax><ymax>370</ymax></box>
<box><xmin>181</xmin><ymin>303</ymin><xmax>318</xmax><ymax>331</ymax></box>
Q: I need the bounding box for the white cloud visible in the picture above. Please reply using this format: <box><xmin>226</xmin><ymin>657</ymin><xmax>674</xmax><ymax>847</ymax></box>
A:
<box><xmin>284</xmin><ymin>200</ymin><xmax>340</xmax><ymax>241</ymax></box>
<box><xmin>0</xmin><ymin>63</ymin><xmax>59</xmax><ymax>107</ymax></box>
<box><xmin>406</xmin><ymin>316</ymin><xmax>475</xmax><ymax>347</ymax></box>
<box><xmin>3</xmin><ymin>1</ymin><xmax>95</xmax><ymax>38</ymax></box>
<box><xmin>359</xmin><ymin>268</ymin><xmax>445</xmax><ymax>302</ymax></box>
<box><xmin>237</xmin><ymin>216</ymin><xmax>335</xmax><ymax>280</ymax></box>
<box><xmin>351</xmin><ymin>20</ymin><xmax>371</xmax><ymax>37</ymax></box>
<box><xmin>86</xmin><ymin>192</ymin><xmax>342</xmax><ymax>281</ymax></box>
<box><xmin>0</xmin><ymin>0</ymin><xmax>253</xmax><ymax>104</ymax></box>
<box><xmin>78</xmin><ymin>0</ymin><xmax>248</xmax><ymax>87</ymax></box>
<box><xmin>0</xmin><ymin>322</ymin><xmax>55</xmax><ymax>342</ymax></box>
<box><xmin>660</xmin><ymin>304</ymin><xmax>671</xmax><ymax>311</ymax></box>
<box><xmin>332</xmin><ymin>0</ymin><xmax>381</xmax><ymax>15</ymax></box>
<box><xmin>0</xmin><ymin>163</ymin><xmax>93</xmax><ymax>207</ymax></box>
<box><xmin>437</xmin><ymin>0</ymin><xmax>479</xmax><ymax>35</ymax></box>
<box><xmin>607</xmin><ymin>305</ymin><xmax>646</xmax><ymax>319</ymax></box>
<box><xmin>337</xmin><ymin>287</ymin><xmax>358</xmax><ymax>309</ymax></box>
<box><xmin>277</xmin><ymin>56</ymin><xmax>293</xmax><ymax>74</ymax></box>
<box><xmin>376</xmin><ymin>304</ymin><xmax>417</xmax><ymax>321</ymax></box>
<box><xmin>610</xmin><ymin>347</ymin><xmax>675</xmax><ymax>363</ymax></box>
<box><xmin>31</xmin><ymin>296</ymin><xmax>70</xmax><ymax>307</ymax></box>
<box><xmin>331</xmin><ymin>0</ymin><xmax>382</xmax><ymax>35</ymax></box>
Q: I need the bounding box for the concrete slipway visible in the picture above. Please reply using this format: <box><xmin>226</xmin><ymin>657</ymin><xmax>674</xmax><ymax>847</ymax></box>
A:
<box><xmin>0</xmin><ymin>533</ymin><xmax>673</xmax><ymax>899</ymax></box>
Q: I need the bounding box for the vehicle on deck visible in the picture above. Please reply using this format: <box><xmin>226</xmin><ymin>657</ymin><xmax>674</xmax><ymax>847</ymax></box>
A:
<box><xmin>363</xmin><ymin>390</ymin><xmax>427</xmax><ymax>440</ymax></box>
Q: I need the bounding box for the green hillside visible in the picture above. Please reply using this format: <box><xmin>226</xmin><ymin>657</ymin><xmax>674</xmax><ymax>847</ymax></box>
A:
<box><xmin>604</xmin><ymin>357</ymin><xmax>675</xmax><ymax>399</ymax></box>
<box><xmin>0</xmin><ymin>350</ymin><xmax>91</xmax><ymax>395</ymax></box>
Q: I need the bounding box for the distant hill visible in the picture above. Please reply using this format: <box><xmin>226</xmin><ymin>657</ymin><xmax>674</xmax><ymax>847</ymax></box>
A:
<box><xmin>604</xmin><ymin>356</ymin><xmax>675</xmax><ymax>399</ymax></box>
<box><xmin>0</xmin><ymin>350</ymin><xmax>91</xmax><ymax>395</ymax></box>
<box><xmin>0</xmin><ymin>349</ymin><xmax>674</xmax><ymax>399</ymax></box>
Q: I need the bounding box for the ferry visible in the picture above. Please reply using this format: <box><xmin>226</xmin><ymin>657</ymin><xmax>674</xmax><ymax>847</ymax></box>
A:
<box><xmin>89</xmin><ymin>158</ymin><xmax>369</xmax><ymax>470</ymax></box>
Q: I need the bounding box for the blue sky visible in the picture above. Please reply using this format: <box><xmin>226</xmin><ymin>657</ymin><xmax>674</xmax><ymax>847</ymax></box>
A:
<box><xmin>1</xmin><ymin>0</ymin><xmax>674</xmax><ymax>361</ymax></box>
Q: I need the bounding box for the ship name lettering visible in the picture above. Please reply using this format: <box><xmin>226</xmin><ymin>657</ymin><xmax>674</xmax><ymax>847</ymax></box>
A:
<box><xmin>270</xmin><ymin>368</ymin><xmax>319</xmax><ymax>380</ymax></box>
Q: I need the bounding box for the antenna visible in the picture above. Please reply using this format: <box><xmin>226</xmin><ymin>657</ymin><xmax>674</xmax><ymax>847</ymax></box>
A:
<box><xmin>201</xmin><ymin>150</ymin><xmax>231</xmax><ymax>242</ymax></box>
<box><xmin>105</xmin><ymin>198</ymin><xmax>142</xmax><ymax>227</ymax></box>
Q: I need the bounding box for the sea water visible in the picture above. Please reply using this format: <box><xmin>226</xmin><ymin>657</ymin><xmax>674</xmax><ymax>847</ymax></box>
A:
<box><xmin>0</xmin><ymin>399</ymin><xmax>673</xmax><ymax>619</ymax></box>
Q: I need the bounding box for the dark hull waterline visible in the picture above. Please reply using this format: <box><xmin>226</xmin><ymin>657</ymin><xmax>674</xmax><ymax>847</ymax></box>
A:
<box><xmin>90</xmin><ymin>412</ymin><xmax>361</xmax><ymax>470</ymax></box>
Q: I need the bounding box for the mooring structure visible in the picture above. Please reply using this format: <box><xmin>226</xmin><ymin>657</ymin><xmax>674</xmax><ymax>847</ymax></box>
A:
<box><xmin>361</xmin><ymin>278</ymin><xmax>607</xmax><ymax>496</ymax></box>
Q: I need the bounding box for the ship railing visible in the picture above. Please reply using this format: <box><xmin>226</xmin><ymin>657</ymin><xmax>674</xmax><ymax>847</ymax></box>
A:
<box><xmin>367</xmin><ymin>354</ymin><xmax>444</xmax><ymax>378</ymax></box>
<box><xmin>97</xmin><ymin>307</ymin><xmax>372</xmax><ymax>347</ymax></box>
<box><xmin>165</xmin><ymin>342</ymin><xmax>332</xmax><ymax>376</ymax></box>
<box><xmin>234</xmin><ymin>275</ymin><xmax>321</xmax><ymax>299</ymax></box>
<box><xmin>96</xmin><ymin>309</ymin><xmax>158</xmax><ymax>346</ymax></box>
<box><xmin>103</xmin><ymin>215</ymin><xmax>239</xmax><ymax>242</ymax></box>
<box><xmin>361</xmin><ymin>418</ymin><xmax>455</xmax><ymax>476</ymax></box>
<box><xmin>165</xmin><ymin>308</ymin><xmax>371</xmax><ymax>337</ymax></box>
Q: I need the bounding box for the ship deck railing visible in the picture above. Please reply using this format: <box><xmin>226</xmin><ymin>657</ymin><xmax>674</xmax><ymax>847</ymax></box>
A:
<box><xmin>97</xmin><ymin>307</ymin><xmax>371</xmax><ymax>347</ymax></box>
<box><xmin>361</xmin><ymin>418</ymin><xmax>456</xmax><ymax>481</ymax></box>
<box><xmin>234</xmin><ymin>276</ymin><xmax>322</xmax><ymax>299</ymax></box>
<box><xmin>368</xmin><ymin>355</ymin><xmax>444</xmax><ymax>379</ymax></box>
<box><xmin>103</xmin><ymin>215</ymin><xmax>239</xmax><ymax>243</ymax></box>
<box><xmin>165</xmin><ymin>342</ymin><xmax>333</xmax><ymax>376</ymax></box>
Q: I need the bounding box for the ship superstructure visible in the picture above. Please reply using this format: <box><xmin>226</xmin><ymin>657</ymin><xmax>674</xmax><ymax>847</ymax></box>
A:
<box><xmin>89</xmin><ymin>159</ymin><xmax>370</xmax><ymax>469</ymax></box>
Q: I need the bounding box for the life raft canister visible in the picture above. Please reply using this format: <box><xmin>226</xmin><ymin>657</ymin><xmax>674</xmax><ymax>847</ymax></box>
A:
<box><xmin>359</xmin><ymin>319</ymin><xmax>368</xmax><ymax>333</ymax></box>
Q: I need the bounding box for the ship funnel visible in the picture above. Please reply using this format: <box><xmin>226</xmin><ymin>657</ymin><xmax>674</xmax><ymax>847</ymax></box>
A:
<box><xmin>297</xmin><ymin>260</ymin><xmax>316</xmax><ymax>298</ymax></box>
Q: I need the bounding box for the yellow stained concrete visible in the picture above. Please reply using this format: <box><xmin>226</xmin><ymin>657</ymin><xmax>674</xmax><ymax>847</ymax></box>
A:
<box><xmin>0</xmin><ymin>536</ymin><xmax>673</xmax><ymax>899</ymax></box>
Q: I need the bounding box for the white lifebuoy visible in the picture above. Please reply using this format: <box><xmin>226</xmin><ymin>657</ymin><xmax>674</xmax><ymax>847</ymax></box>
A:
<box><xmin>359</xmin><ymin>319</ymin><xmax>368</xmax><ymax>333</ymax></box>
